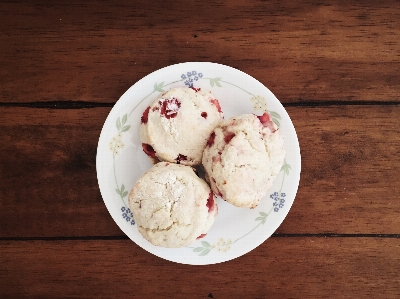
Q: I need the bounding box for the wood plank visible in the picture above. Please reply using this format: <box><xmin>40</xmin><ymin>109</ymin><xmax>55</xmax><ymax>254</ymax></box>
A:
<box><xmin>0</xmin><ymin>107</ymin><xmax>121</xmax><ymax>237</ymax></box>
<box><xmin>1</xmin><ymin>238</ymin><xmax>399</xmax><ymax>298</ymax></box>
<box><xmin>278</xmin><ymin>105</ymin><xmax>400</xmax><ymax>234</ymax></box>
<box><xmin>0</xmin><ymin>106</ymin><xmax>399</xmax><ymax>237</ymax></box>
<box><xmin>1</xmin><ymin>0</ymin><xmax>399</xmax><ymax>103</ymax></box>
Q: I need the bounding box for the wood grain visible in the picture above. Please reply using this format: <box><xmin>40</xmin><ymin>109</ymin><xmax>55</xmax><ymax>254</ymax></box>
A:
<box><xmin>1</xmin><ymin>238</ymin><xmax>399</xmax><ymax>298</ymax></box>
<box><xmin>1</xmin><ymin>0</ymin><xmax>399</xmax><ymax>104</ymax></box>
<box><xmin>0</xmin><ymin>107</ymin><xmax>117</xmax><ymax>237</ymax></box>
<box><xmin>1</xmin><ymin>106</ymin><xmax>399</xmax><ymax>237</ymax></box>
<box><xmin>1</xmin><ymin>1</ymin><xmax>400</xmax><ymax>297</ymax></box>
<box><xmin>280</xmin><ymin>105</ymin><xmax>400</xmax><ymax>234</ymax></box>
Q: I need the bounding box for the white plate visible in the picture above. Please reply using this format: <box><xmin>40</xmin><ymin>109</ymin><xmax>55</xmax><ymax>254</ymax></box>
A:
<box><xmin>96</xmin><ymin>62</ymin><xmax>301</xmax><ymax>265</ymax></box>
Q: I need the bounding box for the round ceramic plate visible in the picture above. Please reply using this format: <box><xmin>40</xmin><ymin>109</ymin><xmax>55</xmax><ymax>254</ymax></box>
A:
<box><xmin>96</xmin><ymin>62</ymin><xmax>301</xmax><ymax>265</ymax></box>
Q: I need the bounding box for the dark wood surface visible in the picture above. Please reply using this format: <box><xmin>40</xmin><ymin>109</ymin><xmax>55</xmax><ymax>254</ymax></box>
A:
<box><xmin>2</xmin><ymin>239</ymin><xmax>399</xmax><ymax>298</ymax></box>
<box><xmin>1</xmin><ymin>1</ymin><xmax>399</xmax><ymax>298</ymax></box>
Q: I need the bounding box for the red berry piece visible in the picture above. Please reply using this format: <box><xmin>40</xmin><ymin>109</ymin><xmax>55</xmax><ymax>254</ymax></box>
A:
<box><xmin>212</xmin><ymin>155</ymin><xmax>221</xmax><ymax>163</ymax></box>
<box><xmin>224</xmin><ymin>132</ymin><xmax>235</xmax><ymax>143</ymax></box>
<box><xmin>210</xmin><ymin>99</ymin><xmax>222</xmax><ymax>113</ymax></box>
<box><xmin>201</xmin><ymin>112</ymin><xmax>208</xmax><ymax>119</ymax></box>
<box><xmin>257</xmin><ymin>112</ymin><xmax>271</xmax><ymax>124</ymax></box>
<box><xmin>160</xmin><ymin>98</ymin><xmax>181</xmax><ymax>119</ymax></box>
<box><xmin>142</xmin><ymin>143</ymin><xmax>156</xmax><ymax>158</ymax></box>
<box><xmin>196</xmin><ymin>234</ymin><xmax>207</xmax><ymax>240</ymax></box>
<box><xmin>152</xmin><ymin>106</ymin><xmax>158</xmax><ymax>112</ymax></box>
<box><xmin>175</xmin><ymin>154</ymin><xmax>187</xmax><ymax>164</ymax></box>
<box><xmin>191</xmin><ymin>87</ymin><xmax>201</xmax><ymax>92</ymax></box>
<box><xmin>206</xmin><ymin>191</ymin><xmax>215</xmax><ymax>212</ymax></box>
<box><xmin>141</xmin><ymin>106</ymin><xmax>150</xmax><ymax>124</ymax></box>
<box><xmin>207</xmin><ymin>132</ymin><xmax>216</xmax><ymax>147</ymax></box>
<box><xmin>257</xmin><ymin>112</ymin><xmax>276</xmax><ymax>131</ymax></box>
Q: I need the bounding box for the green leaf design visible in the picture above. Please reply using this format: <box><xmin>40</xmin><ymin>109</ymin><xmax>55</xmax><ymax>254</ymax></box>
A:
<box><xmin>121</xmin><ymin>125</ymin><xmax>131</xmax><ymax>132</ymax></box>
<box><xmin>122</xmin><ymin>114</ymin><xmax>128</xmax><ymax>125</ymax></box>
<box><xmin>115</xmin><ymin>184</ymin><xmax>128</xmax><ymax>198</ymax></box>
<box><xmin>281</xmin><ymin>161</ymin><xmax>291</xmax><ymax>175</ymax></box>
<box><xmin>116</xmin><ymin>117</ymin><xmax>121</xmax><ymax>131</ymax></box>
<box><xmin>269</xmin><ymin>111</ymin><xmax>281</xmax><ymax>119</ymax></box>
<box><xmin>201</xmin><ymin>241</ymin><xmax>211</xmax><ymax>248</ymax></box>
<box><xmin>256</xmin><ymin>211</ymin><xmax>268</xmax><ymax>224</ymax></box>
<box><xmin>272</xmin><ymin>118</ymin><xmax>280</xmax><ymax>127</ymax></box>
<box><xmin>193</xmin><ymin>247</ymin><xmax>204</xmax><ymax>252</ymax></box>
<box><xmin>154</xmin><ymin>82</ymin><xmax>165</xmax><ymax>92</ymax></box>
<box><xmin>209</xmin><ymin>78</ymin><xmax>222</xmax><ymax>88</ymax></box>
<box><xmin>199</xmin><ymin>248</ymin><xmax>211</xmax><ymax>256</ymax></box>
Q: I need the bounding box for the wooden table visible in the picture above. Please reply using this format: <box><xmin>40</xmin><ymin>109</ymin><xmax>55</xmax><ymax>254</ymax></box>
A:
<box><xmin>1</xmin><ymin>1</ymin><xmax>399</xmax><ymax>298</ymax></box>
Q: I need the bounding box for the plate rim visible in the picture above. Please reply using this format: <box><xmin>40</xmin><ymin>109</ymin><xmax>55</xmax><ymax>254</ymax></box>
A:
<box><xmin>96</xmin><ymin>61</ymin><xmax>301</xmax><ymax>265</ymax></box>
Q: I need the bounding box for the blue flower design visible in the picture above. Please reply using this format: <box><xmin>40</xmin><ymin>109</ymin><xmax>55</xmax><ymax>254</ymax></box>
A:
<box><xmin>184</xmin><ymin>80</ymin><xmax>194</xmax><ymax>88</ymax></box>
<box><xmin>270</xmin><ymin>192</ymin><xmax>286</xmax><ymax>212</ymax></box>
<box><xmin>182</xmin><ymin>70</ymin><xmax>202</xmax><ymax>88</ymax></box>
<box><xmin>121</xmin><ymin>206</ymin><xmax>135</xmax><ymax>225</ymax></box>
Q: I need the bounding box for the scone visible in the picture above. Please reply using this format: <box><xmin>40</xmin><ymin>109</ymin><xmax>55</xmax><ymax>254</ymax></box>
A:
<box><xmin>140</xmin><ymin>87</ymin><xmax>223</xmax><ymax>166</ymax></box>
<box><xmin>128</xmin><ymin>162</ymin><xmax>218</xmax><ymax>248</ymax></box>
<box><xmin>202</xmin><ymin>113</ymin><xmax>285</xmax><ymax>208</ymax></box>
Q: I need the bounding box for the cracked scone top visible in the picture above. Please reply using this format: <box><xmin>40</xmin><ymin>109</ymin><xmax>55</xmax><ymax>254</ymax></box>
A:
<box><xmin>202</xmin><ymin>113</ymin><xmax>285</xmax><ymax>208</ymax></box>
<box><xmin>140</xmin><ymin>87</ymin><xmax>223</xmax><ymax>165</ymax></box>
<box><xmin>128</xmin><ymin>162</ymin><xmax>218</xmax><ymax>248</ymax></box>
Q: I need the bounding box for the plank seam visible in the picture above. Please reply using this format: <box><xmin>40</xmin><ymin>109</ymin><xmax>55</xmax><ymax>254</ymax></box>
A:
<box><xmin>0</xmin><ymin>100</ymin><xmax>399</xmax><ymax>109</ymax></box>
<box><xmin>0</xmin><ymin>234</ymin><xmax>399</xmax><ymax>241</ymax></box>
<box><xmin>0</xmin><ymin>101</ymin><xmax>115</xmax><ymax>109</ymax></box>
<box><xmin>272</xmin><ymin>233</ymin><xmax>400</xmax><ymax>238</ymax></box>
<box><xmin>284</xmin><ymin>100</ymin><xmax>400</xmax><ymax>107</ymax></box>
